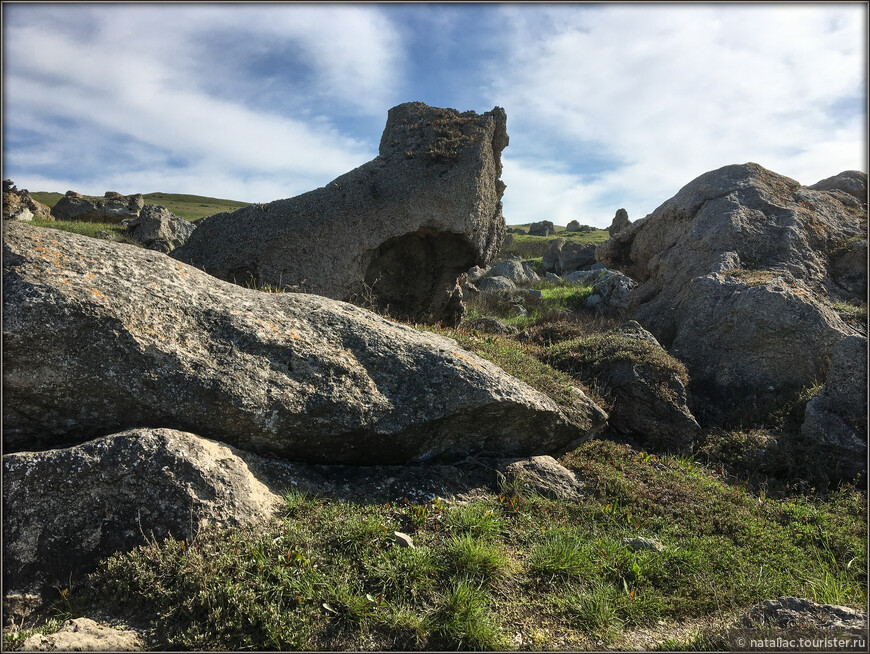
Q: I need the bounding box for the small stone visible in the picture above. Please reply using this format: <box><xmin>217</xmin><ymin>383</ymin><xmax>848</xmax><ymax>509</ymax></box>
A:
<box><xmin>392</xmin><ymin>531</ymin><xmax>415</xmax><ymax>548</ymax></box>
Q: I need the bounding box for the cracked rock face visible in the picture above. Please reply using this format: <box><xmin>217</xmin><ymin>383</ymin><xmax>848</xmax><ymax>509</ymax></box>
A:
<box><xmin>3</xmin><ymin>223</ymin><xmax>604</xmax><ymax>463</ymax></box>
<box><xmin>2</xmin><ymin>428</ymin><xmax>281</xmax><ymax>595</ymax></box>
<box><xmin>596</xmin><ymin>163</ymin><xmax>865</xmax><ymax>421</ymax></box>
<box><xmin>172</xmin><ymin>102</ymin><xmax>509</xmax><ymax>325</ymax></box>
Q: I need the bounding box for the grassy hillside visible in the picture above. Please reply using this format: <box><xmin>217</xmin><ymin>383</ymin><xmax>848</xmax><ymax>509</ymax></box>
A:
<box><xmin>29</xmin><ymin>191</ymin><xmax>249</xmax><ymax>222</ymax></box>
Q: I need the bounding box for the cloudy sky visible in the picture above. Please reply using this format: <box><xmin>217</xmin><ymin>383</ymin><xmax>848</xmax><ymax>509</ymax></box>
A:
<box><xmin>2</xmin><ymin>3</ymin><xmax>867</xmax><ymax>227</ymax></box>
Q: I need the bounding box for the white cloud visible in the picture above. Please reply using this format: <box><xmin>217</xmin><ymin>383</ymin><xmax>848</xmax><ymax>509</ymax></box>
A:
<box><xmin>3</xmin><ymin>5</ymin><xmax>403</xmax><ymax>200</ymax></box>
<box><xmin>491</xmin><ymin>3</ymin><xmax>867</xmax><ymax>224</ymax></box>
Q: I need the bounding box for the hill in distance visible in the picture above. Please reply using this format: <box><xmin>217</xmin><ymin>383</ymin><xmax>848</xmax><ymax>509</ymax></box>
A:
<box><xmin>30</xmin><ymin>191</ymin><xmax>250</xmax><ymax>222</ymax></box>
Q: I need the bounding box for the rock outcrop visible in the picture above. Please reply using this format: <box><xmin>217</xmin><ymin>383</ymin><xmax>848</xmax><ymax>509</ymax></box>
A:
<box><xmin>528</xmin><ymin>220</ymin><xmax>555</xmax><ymax>236</ymax></box>
<box><xmin>547</xmin><ymin>321</ymin><xmax>701</xmax><ymax>452</ymax></box>
<box><xmin>542</xmin><ymin>238</ymin><xmax>597</xmax><ymax>275</ymax></box>
<box><xmin>3</xmin><ymin>428</ymin><xmax>281</xmax><ymax>595</ymax></box>
<box><xmin>3</xmin><ymin>223</ymin><xmax>605</xmax><ymax>464</ymax></box>
<box><xmin>2</xmin><ymin>180</ymin><xmax>52</xmax><ymax>222</ymax></box>
<box><xmin>597</xmin><ymin>163</ymin><xmax>865</xmax><ymax>421</ymax></box>
<box><xmin>801</xmin><ymin>335</ymin><xmax>867</xmax><ymax>480</ymax></box>
<box><xmin>565</xmin><ymin>268</ymin><xmax>638</xmax><ymax>312</ymax></box>
<box><xmin>126</xmin><ymin>204</ymin><xmax>197</xmax><ymax>253</ymax></box>
<box><xmin>487</xmin><ymin>259</ymin><xmax>539</xmax><ymax>285</ymax></box>
<box><xmin>607</xmin><ymin>208</ymin><xmax>630</xmax><ymax>237</ymax></box>
<box><xmin>172</xmin><ymin>102</ymin><xmax>508</xmax><ymax>325</ymax></box>
<box><xmin>51</xmin><ymin>190</ymin><xmax>144</xmax><ymax>223</ymax></box>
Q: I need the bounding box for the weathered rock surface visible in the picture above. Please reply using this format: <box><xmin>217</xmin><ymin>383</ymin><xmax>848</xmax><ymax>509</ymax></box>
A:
<box><xmin>3</xmin><ymin>428</ymin><xmax>281</xmax><ymax>594</ymax></box>
<box><xmin>51</xmin><ymin>190</ymin><xmax>144</xmax><ymax>224</ymax></box>
<box><xmin>547</xmin><ymin>322</ymin><xmax>700</xmax><ymax>452</ymax></box>
<box><xmin>2</xmin><ymin>180</ymin><xmax>52</xmax><ymax>222</ymax></box>
<box><xmin>3</xmin><ymin>223</ymin><xmax>604</xmax><ymax>463</ymax></box>
<box><xmin>596</xmin><ymin>163</ymin><xmax>865</xmax><ymax>419</ymax></box>
<box><xmin>607</xmin><ymin>208</ymin><xmax>630</xmax><ymax>237</ymax></box>
<box><xmin>621</xmin><ymin>537</ymin><xmax>664</xmax><ymax>552</ymax></box>
<box><xmin>809</xmin><ymin>170</ymin><xmax>868</xmax><ymax>205</ymax></box>
<box><xmin>487</xmin><ymin>259</ymin><xmax>539</xmax><ymax>285</ymax></box>
<box><xmin>172</xmin><ymin>102</ymin><xmax>509</xmax><ymax>325</ymax></box>
<box><xmin>542</xmin><ymin>238</ymin><xmax>597</xmax><ymax>275</ymax></box>
<box><xmin>126</xmin><ymin>204</ymin><xmax>197</xmax><ymax>253</ymax></box>
<box><xmin>565</xmin><ymin>268</ymin><xmax>638</xmax><ymax>312</ymax></box>
<box><xmin>21</xmin><ymin>618</ymin><xmax>144</xmax><ymax>651</ymax></box>
<box><xmin>477</xmin><ymin>275</ymin><xmax>516</xmax><ymax>293</ymax></box>
<box><xmin>801</xmin><ymin>335</ymin><xmax>867</xmax><ymax>480</ymax></box>
<box><xmin>565</xmin><ymin>220</ymin><xmax>594</xmax><ymax>233</ymax></box>
<box><xmin>466</xmin><ymin>265</ymin><xmax>487</xmax><ymax>283</ymax></box>
<box><xmin>741</xmin><ymin>597</ymin><xmax>866</xmax><ymax>636</ymax></box>
<box><xmin>499</xmin><ymin>455</ymin><xmax>585</xmax><ymax>501</ymax></box>
<box><xmin>528</xmin><ymin>220</ymin><xmax>555</xmax><ymax>236</ymax></box>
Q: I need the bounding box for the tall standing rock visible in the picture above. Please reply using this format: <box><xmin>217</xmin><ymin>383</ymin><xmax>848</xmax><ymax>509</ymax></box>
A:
<box><xmin>607</xmin><ymin>208</ymin><xmax>631</xmax><ymax>237</ymax></box>
<box><xmin>3</xmin><ymin>223</ymin><xmax>605</xmax><ymax>464</ymax></box>
<box><xmin>172</xmin><ymin>102</ymin><xmax>509</xmax><ymax>325</ymax></box>
<box><xmin>597</xmin><ymin>163</ymin><xmax>865</xmax><ymax>424</ymax></box>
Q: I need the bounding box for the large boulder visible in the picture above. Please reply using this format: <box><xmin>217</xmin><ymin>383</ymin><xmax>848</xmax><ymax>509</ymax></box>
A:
<box><xmin>3</xmin><ymin>223</ymin><xmax>605</xmax><ymax>464</ymax></box>
<box><xmin>546</xmin><ymin>321</ymin><xmax>700</xmax><ymax>452</ymax></box>
<box><xmin>51</xmin><ymin>190</ymin><xmax>144</xmax><ymax>224</ymax></box>
<box><xmin>126</xmin><ymin>204</ymin><xmax>197</xmax><ymax>253</ymax></box>
<box><xmin>565</xmin><ymin>268</ymin><xmax>638</xmax><ymax>312</ymax></box>
<box><xmin>2</xmin><ymin>180</ymin><xmax>52</xmax><ymax>222</ymax></box>
<box><xmin>801</xmin><ymin>335</ymin><xmax>867</xmax><ymax>480</ymax></box>
<box><xmin>3</xmin><ymin>428</ymin><xmax>282</xmax><ymax>595</ymax></box>
<box><xmin>607</xmin><ymin>208</ymin><xmax>630</xmax><ymax>237</ymax></box>
<box><xmin>542</xmin><ymin>238</ymin><xmax>597</xmax><ymax>275</ymax></box>
<box><xmin>596</xmin><ymin>163</ymin><xmax>865</xmax><ymax>421</ymax></box>
<box><xmin>172</xmin><ymin>102</ymin><xmax>509</xmax><ymax>325</ymax></box>
<box><xmin>487</xmin><ymin>259</ymin><xmax>538</xmax><ymax>285</ymax></box>
<box><xmin>528</xmin><ymin>220</ymin><xmax>555</xmax><ymax>236</ymax></box>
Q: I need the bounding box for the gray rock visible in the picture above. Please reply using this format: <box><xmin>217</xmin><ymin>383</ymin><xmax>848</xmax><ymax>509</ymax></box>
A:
<box><xmin>528</xmin><ymin>220</ymin><xmax>555</xmax><ymax>236</ymax></box>
<box><xmin>517</xmin><ymin>288</ymin><xmax>543</xmax><ymax>301</ymax></box>
<box><xmin>500</xmin><ymin>455</ymin><xmax>585</xmax><ymax>501</ymax></box>
<box><xmin>547</xmin><ymin>324</ymin><xmax>700</xmax><ymax>452</ymax></box>
<box><xmin>741</xmin><ymin>597</ymin><xmax>866</xmax><ymax>635</ymax></box>
<box><xmin>3</xmin><ymin>223</ymin><xmax>605</xmax><ymax>464</ymax></box>
<box><xmin>596</xmin><ymin>163</ymin><xmax>864</xmax><ymax>420</ymax></box>
<box><xmin>3</xmin><ymin>182</ymin><xmax>51</xmax><ymax>222</ymax></box>
<box><xmin>565</xmin><ymin>220</ymin><xmax>581</xmax><ymax>232</ymax></box>
<box><xmin>621</xmin><ymin>537</ymin><xmax>663</xmax><ymax>552</ymax></box>
<box><xmin>21</xmin><ymin>618</ymin><xmax>144</xmax><ymax>652</ymax></box>
<box><xmin>542</xmin><ymin>238</ymin><xmax>597</xmax><ymax>274</ymax></box>
<box><xmin>172</xmin><ymin>102</ymin><xmax>509</xmax><ymax>326</ymax></box>
<box><xmin>545</xmin><ymin>272</ymin><xmax>562</xmax><ymax>283</ymax></box>
<box><xmin>808</xmin><ymin>170</ymin><xmax>868</xmax><ymax>205</ymax></box>
<box><xmin>466</xmin><ymin>265</ymin><xmax>488</xmax><ymax>283</ymax></box>
<box><xmin>585</xmin><ymin>269</ymin><xmax>638</xmax><ymax>311</ymax></box>
<box><xmin>126</xmin><ymin>204</ymin><xmax>197</xmax><ymax>253</ymax></box>
<box><xmin>477</xmin><ymin>275</ymin><xmax>517</xmax><ymax>293</ymax></box>
<box><xmin>521</xmin><ymin>260</ymin><xmax>541</xmax><ymax>282</ymax></box>
<box><xmin>830</xmin><ymin>238</ymin><xmax>867</xmax><ymax>299</ymax></box>
<box><xmin>607</xmin><ymin>208</ymin><xmax>630</xmax><ymax>237</ymax></box>
<box><xmin>801</xmin><ymin>335</ymin><xmax>867</xmax><ymax>480</ymax></box>
<box><xmin>51</xmin><ymin>190</ymin><xmax>144</xmax><ymax>224</ymax></box>
<box><xmin>488</xmin><ymin>259</ymin><xmax>538</xmax><ymax>285</ymax></box>
<box><xmin>3</xmin><ymin>428</ymin><xmax>282</xmax><ymax>595</ymax></box>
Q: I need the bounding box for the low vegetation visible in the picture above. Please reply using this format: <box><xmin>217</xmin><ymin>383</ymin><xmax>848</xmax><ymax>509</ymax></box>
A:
<box><xmin>12</xmin><ymin>440</ymin><xmax>861</xmax><ymax>651</ymax></box>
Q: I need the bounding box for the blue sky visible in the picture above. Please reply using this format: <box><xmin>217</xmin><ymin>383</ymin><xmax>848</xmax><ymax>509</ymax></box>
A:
<box><xmin>2</xmin><ymin>3</ymin><xmax>867</xmax><ymax>227</ymax></box>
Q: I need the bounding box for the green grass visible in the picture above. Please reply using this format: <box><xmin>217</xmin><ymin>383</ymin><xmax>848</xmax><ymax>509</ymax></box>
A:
<box><xmin>27</xmin><ymin>218</ymin><xmax>140</xmax><ymax>244</ymax></box>
<box><xmin>498</xmin><ymin>229</ymin><xmax>610</xmax><ymax>260</ymax></box>
<box><xmin>54</xmin><ymin>439</ymin><xmax>863</xmax><ymax>651</ymax></box>
<box><xmin>28</xmin><ymin>191</ymin><xmax>249</xmax><ymax>221</ymax></box>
